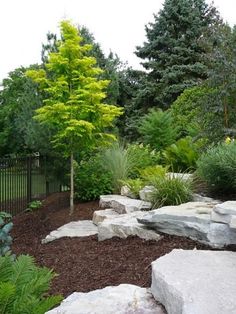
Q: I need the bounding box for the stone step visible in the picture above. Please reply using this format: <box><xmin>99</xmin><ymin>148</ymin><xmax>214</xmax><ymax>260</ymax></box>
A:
<box><xmin>42</xmin><ymin>220</ymin><xmax>98</xmax><ymax>244</ymax></box>
<box><xmin>151</xmin><ymin>249</ymin><xmax>236</xmax><ymax>314</ymax></box>
<box><xmin>98</xmin><ymin>211</ymin><xmax>161</xmax><ymax>242</ymax></box>
<box><xmin>100</xmin><ymin>194</ymin><xmax>151</xmax><ymax>214</ymax></box>
<box><xmin>46</xmin><ymin>284</ymin><xmax>165</xmax><ymax>314</ymax></box>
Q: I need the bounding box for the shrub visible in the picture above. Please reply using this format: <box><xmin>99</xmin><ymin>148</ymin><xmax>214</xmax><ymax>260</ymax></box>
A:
<box><xmin>138</xmin><ymin>109</ymin><xmax>178</xmax><ymax>150</ymax></box>
<box><xmin>0</xmin><ymin>254</ymin><xmax>62</xmax><ymax>314</ymax></box>
<box><xmin>196</xmin><ymin>142</ymin><xmax>236</xmax><ymax>194</ymax></box>
<box><xmin>74</xmin><ymin>154</ymin><xmax>113</xmax><ymax>201</ymax></box>
<box><xmin>139</xmin><ymin>165</ymin><xmax>167</xmax><ymax>185</ymax></box>
<box><xmin>126</xmin><ymin>143</ymin><xmax>160</xmax><ymax>178</ymax></box>
<box><xmin>0</xmin><ymin>212</ymin><xmax>13</xmax><ymax>256</ymax></box>
<box><xmin>162</xmin><ymin>137</ymin><xmax>202</xmax><ymax>172</ymax></box>
<box><xmin>151</xmin><ymin>175</ymin><xmax>193</xmax><ymax>208</ymax></box>
<box><xmin>101</xmin><ymin>142</ymin><xmax>160</xmax><ymax>193</ymax></box>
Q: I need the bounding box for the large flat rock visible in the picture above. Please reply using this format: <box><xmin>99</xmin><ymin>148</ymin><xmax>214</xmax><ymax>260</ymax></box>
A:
<box><xmin>98</xmin><ymin>211</ymin><xmax>161</xmax><ymax>242</ymax></box>
<box><xmin>42</xmin><ymin>220</ymin><xmax>98</xmax><ymax>244</ymax></box>
<box><xmin>151</xmin><ymin>249</ymin><xmax>236</xmax><ymax>314</ymax></box>
<box><xmin>46</xmin><ymin>284</ymin><xmax>165</xmax><ymax>314</ymax></box>
<box><xmin>100</xmin><ymin>195</ymin><xmax>151</xmax><ymax>213</ymax></box>
<box><xmin>138</xmin><ymin>202</ymin><xmax>215</xmax><ymax>245</ymax></box>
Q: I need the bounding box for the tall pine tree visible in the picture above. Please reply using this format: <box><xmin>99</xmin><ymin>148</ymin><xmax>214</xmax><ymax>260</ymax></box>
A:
<box><xmin>135</xmin><ymin>0</ymin><xmax>220</xmax><ymax>109</ymax></box>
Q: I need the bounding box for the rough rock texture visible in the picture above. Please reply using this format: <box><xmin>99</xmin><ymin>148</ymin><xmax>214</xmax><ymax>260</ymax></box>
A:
<box><xmin>138</xmin><ymin>202</ymin><xmax>219</xmax><ymax>246</ymax></box>
<box><xmin>98</xmin><ymin>212</ymin><xmax>161</xmax><ymax>242</ymax></box>
<box><xmin>42</xmin><ymin>220</ymin><xmax>98</xmax><ymax>244</ymax></box>
<box><xmin>139</xmin><ymin>202</ymin><xmax>214</xmax><ymax>225</ymax></box>
<box><xmin>92</xmin><ymin>208</ymin><xmax>120</xmax><ymax>225</ymax></box>
<box><xmin>120</xmin><ymin>185</ymin><xmax>135</xmax><ymax>198</ymax></box>
<box><xmin>151</xmin><ymin>249</ymin><xmax>236</xmax><ymax>314</ymax></box>
<box><xmin>99</xmin><ymin>195</ymin><xmax>151</xmax><ymax>213</ymax></box>
<box><xmin>214</xmin><ymin>201</ymin><xmax>236</xmax><ymax>215</ymax></box>
<box><xmin>46</xmin><ymin>284</ymin><xmax>165</xmax><ymax>314</ymax></box>
<box><xmin>139</xmin><ymin>186</ymin><xmax>156</xmax><ymax>202</ymax></box>
<box><xmin>212</xmin><ymin>201</ymin><xmax>236</xmax><ymax>225</ymax></box>
<box><xmin>192</xmin><ymin>193</ymin><xmax>219</xmax><ymax>203</ymax></box>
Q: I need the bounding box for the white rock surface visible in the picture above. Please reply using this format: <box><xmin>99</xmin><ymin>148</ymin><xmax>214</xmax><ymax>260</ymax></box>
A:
<box><xmin>166</xmin><ymin>172</ymin><xmax>193</xmax><ymax>181</ymax></box>
<box><xmin>120</xmin><ymin>185</ymin><xmax>135</xmax><ymax>198</ymax></box>
<box><xmin>139</xmin><ymin>202</ymin><xmax>214</xmax><ymax>224</ymax></box>
<box><xmin>192</xmin><ymin>193</ymin><xmax>219</xmax><ymax>203</ymax></box>
<box><xmin>46</xmin><ymin>284</ymin><xmax>165</xmax><ymax>314</ymax></box>
<box><xmin>214</xmin><ymin>201</ymin><xmax>236</xmax><ymax>215</ymax></box>
<box><xmin>212</xmin><ymin>202</ymin><xmax>236</xmax><ymax>227</ymax></box>
<box><xmin>42</xmin><ymin>220</ymin><xmax>98</xmax><ymax>244</ymax></box>
<box><xmin>92</xmin><ymin>208</ymin><xmax>119</xmax><ymax>226</ymax></box>
<box><xmin>139</xmin><ymin>186</ymin><xmax>156</xmax><ymax>202</ymax></box>
<box><xmin>100</xmin><ymin>195</ymin><xmax>151</xmax><ymax>214</ymax></box>
<box><xmin>138</xmin><ymin>202</ymin><xmax>220</xmax><ymax>246</ymax></box>
<box><xmin>151</xmin><ymin>249</ymin><xmax>236</xmax><ymax>314</ymax></box>
<box><xmin>98</xmin><ymin>211</ymin><xmax>161</xmax><ymax>242</ymax></box>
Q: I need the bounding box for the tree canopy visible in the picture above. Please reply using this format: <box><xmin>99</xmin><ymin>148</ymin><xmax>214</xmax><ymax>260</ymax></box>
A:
<box><xmin>27</xmin><ymin>20</ymin><xmax>122</xmax><ymax>212</ymax></box>
<box><xmin>135</xmin><ymin>0</ymin><xmax>220</xmax><ymax>109</ymax></box>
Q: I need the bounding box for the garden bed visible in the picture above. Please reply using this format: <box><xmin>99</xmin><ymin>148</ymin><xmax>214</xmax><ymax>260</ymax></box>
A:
<box><xmin>12</xmin><ymin>192</ymin><xmax>236</xmax><ymax>298</ymax></box>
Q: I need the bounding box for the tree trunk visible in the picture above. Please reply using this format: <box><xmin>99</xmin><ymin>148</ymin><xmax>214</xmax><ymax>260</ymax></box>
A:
<box><xmin>70</xmin><ymin>152</ymin><xmax>74</xmax><ymax>215</ymax></box>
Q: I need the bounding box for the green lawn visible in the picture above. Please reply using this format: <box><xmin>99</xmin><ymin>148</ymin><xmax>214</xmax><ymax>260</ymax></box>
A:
<box><xmin>0</xmin><ymin>170</ymin><xmax>47</xmax><ymax>202</ymax></box>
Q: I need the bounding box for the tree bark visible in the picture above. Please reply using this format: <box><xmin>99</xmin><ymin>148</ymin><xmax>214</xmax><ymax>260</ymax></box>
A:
<box><xmin>70</xmin><ymin>152</ymin><xmax>74</xmax><ymax>215</ymax></box>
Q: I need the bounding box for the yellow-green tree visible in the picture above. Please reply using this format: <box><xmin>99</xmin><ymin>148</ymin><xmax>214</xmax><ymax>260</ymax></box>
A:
<box><xmin>27</xmin><ymin>21</ymin><xmax>122</xmax><ymax>213</ymax></box>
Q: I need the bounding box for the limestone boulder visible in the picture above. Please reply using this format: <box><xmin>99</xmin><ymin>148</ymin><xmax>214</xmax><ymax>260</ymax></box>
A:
<box><xmin>98</xmin><ymin>211</ymin><xmax>161</xmax><ymax>242</ymax></box>
<box><xmin>46</xmin><ymin>284</ymin><xmax>165</xmax><ymax>314</ymax></box>
<box><xmin>151</xmin><ymin>249</ymin><xmax>236</xmax><ymax>314</ymax></box>
<box><xmin>192</xmin><ymin>193</ymin><xmax>219</xmax><ymax>203</ymax></box>
<box><xmin>92</xmin><ymin>208</ymin><xmax>119</xmax><ymax>226</ymax></box>
<box><xmin>42</xmin><ymin>220</ymin><xmax>98</xmax><ymax>244</ymax></box>
<box><xmin>99</xmin><ymin>195</ymin><xmax>151</xmax><ymax>213</ymax></box>
<box><xmin>138</xmin><ymin>202</ymin><xmax>218</xmax><ymax>246</ymax></box>
<box><xmin>139</xmin><ymin>186</ymin><xmax>156</xmax><ymax>202</ymax></box>
<box><xmin>120</xmin><ymin>185</ymin><xmax>136</xmax><ymax>198</ymax></box>
<box><xmin>211</xmin><ymin>201</ymin><xmax>236</xmax><ymax>227</ymax></box>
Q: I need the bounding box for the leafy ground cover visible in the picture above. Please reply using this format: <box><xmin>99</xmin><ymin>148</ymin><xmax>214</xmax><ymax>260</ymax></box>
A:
<box><xmin>11</xmin><ymin>192</ymin><xmax>236</xmax><ymax>298</ymax></box>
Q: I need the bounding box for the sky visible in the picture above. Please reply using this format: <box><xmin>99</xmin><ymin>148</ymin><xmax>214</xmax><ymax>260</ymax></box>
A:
<box><xmin>0</xmin><ymin>0</ymin><xmax>235</xmax><ymax>81</ymax></box>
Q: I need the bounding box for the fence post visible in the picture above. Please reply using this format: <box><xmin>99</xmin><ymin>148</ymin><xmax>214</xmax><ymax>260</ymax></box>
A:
<box><xmin>27</xmin><ymin>157</ymin><xmax>32</xmax><ymax>204</ymax></box>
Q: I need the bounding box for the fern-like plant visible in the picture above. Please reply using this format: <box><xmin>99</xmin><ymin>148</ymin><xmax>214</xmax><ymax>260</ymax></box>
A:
<box><xmin>138</xmin><ymin>109</ymin><xmax>178</xmax><ymax>150</ymax></box>
<box><xmin>0</xmin><ymin>254</ymin><xmax>62</xmax><ymax>314</ymax></box>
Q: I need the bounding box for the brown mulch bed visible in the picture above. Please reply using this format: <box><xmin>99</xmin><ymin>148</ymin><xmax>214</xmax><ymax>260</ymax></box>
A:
<box><xmin>12</xmin><ymin>192</ymin><xmax>236</xmax><ymax>298</ymax></box>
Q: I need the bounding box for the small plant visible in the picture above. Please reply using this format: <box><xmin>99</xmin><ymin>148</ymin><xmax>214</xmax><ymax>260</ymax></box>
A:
<box><xmin>0</xmin><ymin>254</ymin><xmax>62</xmax><ymax>313</ymax></box>
<box><xmin>197</xmin><ymin>142</ymin><xmax>236</xmax><ymax>194</ymax></box>
<box><xmin>27</xmin><ymin>200</ymin><xmax>43</xmax><ymax>212</ymax></box>
<box><xmin>120</xmin><ymin>179</ymin><xmax>144</xmax><ymax>198</ymax></box>
<box><xmin>139</xmin><ymin>165</ymin><xmax>167</xmax><ymax>185</ymax></box>
<box><xmin>0</xmin><ymin>212</ymin><xmax>13</xmax><ymax>256</ymax></box>
<box><xmin>151</xmin><ymin>175</ymin><xmax>193</xmax><ymax>208</ymax></box>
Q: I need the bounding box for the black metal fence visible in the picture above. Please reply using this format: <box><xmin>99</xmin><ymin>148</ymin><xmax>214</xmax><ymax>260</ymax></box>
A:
<box><xmin>0</xmin><ymin>155</ymin><xmax>69</xmax><ymax>215</ymax></box>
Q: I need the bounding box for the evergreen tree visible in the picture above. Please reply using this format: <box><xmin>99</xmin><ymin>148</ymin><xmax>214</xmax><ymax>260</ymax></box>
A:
<box><xmin>135</xmin><ymin>0</ymin><xmax>220</xmax><ymax>109</ymax></box>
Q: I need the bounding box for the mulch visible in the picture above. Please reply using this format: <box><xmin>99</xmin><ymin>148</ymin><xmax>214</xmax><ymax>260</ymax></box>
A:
<box><xmin>11</xmin><ymin>192</ymin><xmax>236</xmax><ymax>299</ymax></box>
